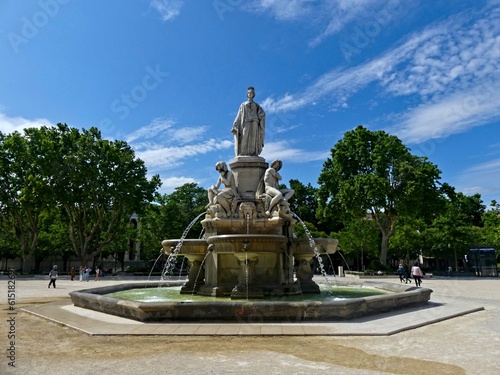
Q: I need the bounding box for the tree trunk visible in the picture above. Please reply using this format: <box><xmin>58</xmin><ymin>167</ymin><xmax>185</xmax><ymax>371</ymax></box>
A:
<box><xmin>21</xmin><ymin>253</ymin><xmax>32</xmax><ymax>273</ymax></box>
<box><xmin>379</xmin><ymin>232</ymin><xmax>389</xmax><ymax>265</ymax></box>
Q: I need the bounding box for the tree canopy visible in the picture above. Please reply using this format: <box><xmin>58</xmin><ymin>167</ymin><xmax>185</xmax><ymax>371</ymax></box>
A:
<box><xmin>317</xmin><ymin>125</ymin><xmax>443</xmax><ymax>265</ymax></box>
<box><xmin>0</xmin><ymin>124</ymin><xmax>161</xmax><ymax>270</ymax></box>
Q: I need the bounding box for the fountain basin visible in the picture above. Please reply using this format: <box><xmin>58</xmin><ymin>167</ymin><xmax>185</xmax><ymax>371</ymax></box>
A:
<box><xmin>291</xmin><ymin>238</ymin><xmax>338</xmax><ymax>254</ymax></box>
<box><xmin>69</xmin><ymin>279</ymin><xmax>432</xmax><ymax>322</ymax></box>
<box><xmin>162</xmin><ymin>239</ymin><xmax>207</xmax><ymax>255</ymax></box>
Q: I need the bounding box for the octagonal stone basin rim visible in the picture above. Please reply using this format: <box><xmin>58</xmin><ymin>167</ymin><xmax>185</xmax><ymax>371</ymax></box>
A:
<box><xmin>69</xmin><ymin>280</ymin><xmax>433</xmax><ymax>322</ymax></box>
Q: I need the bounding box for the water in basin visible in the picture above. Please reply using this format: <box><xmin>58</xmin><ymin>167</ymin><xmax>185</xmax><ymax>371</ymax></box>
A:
<box><xmin>107</xmin><ymin>285</ymin><xmax>390</xmax><ymax>303</ymax></box>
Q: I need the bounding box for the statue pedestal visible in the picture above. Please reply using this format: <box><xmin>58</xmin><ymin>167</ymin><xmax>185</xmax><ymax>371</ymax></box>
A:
<box><xmin>230</xmin><ymin>157</ymin><xmax>268</xmax><ymax>201</ymax></box>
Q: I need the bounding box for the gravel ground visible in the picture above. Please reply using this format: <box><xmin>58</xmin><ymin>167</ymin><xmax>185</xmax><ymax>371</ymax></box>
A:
<box><xmin>0</xmin><ymin>275</ymin><xmax>498</xmax><ymax>375</ymax></box>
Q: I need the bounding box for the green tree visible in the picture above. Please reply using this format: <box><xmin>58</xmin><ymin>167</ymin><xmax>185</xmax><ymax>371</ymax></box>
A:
<box><xmin>333</xmin><ymin>218</ymin><xmax>379</xmax><ymax>271</ymax></box>
<box><xmin>1</xmin><ymin>125</ymin><xmax>161</xmax><ymax>268</ymax></box>
<box><xmin>481</xmin><ymin>200</ymin><xmax>500</xmax><ymax>252</ymax></box>
<box><xmin>317</xmin><ymin>125</ymin><xmax>443</xmax><ymax>265</ymax></box>
<box><xmin>48</xmin><ymin>124</ymin><xmax>161</xmax><ymax>264</ymax></box>
<box><xmin>425</xmin><ymin>191</ymin><xmax>485</xmax><ymax>270</ymax></box>
<box><xmin>0</xmin><ymin>130</ymin><xmax>53</xmax><ymax>272</ymax></box>
<box><xmin>288</xmin><ymin>179</ymin><xmax>318</xmax><ymax>224</ymax></box>
<box><xmin>139</xmin><ymin>183</ymin><xmax>207</xmax><ymax>261</ymax></box>
<box><xmin>388</xmin><ymin>217</ymin><xmax>427</xmax><ymax>262</ymax></box>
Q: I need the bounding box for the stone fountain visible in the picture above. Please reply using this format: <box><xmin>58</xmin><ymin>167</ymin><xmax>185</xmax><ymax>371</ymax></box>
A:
<box><xmin>162</xmin><ymin>86</ymin><xmax>337</xmax><ymax>299</ymax></box>
<box><xmin>69</xmin><ymin>87</ymin><xmax>432</xmax><ymax>322</ymax></box>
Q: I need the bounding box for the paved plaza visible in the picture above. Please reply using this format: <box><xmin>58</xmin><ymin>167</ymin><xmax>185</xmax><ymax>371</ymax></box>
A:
<box><xmin>1</xmin><ymin>274</ymin><xmax>499</xmax><ymax>374</ymax></box>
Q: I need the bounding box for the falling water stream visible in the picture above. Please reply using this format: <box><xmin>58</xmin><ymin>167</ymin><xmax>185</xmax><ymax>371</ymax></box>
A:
<box><xmin>190</xmin><ymin>250</ymin><xmax>211</xmax><ymax>295</ymax></box>
<box><xmin>147</xmin><ymin>253</ymin><xmax>164</xmax><ymax>281</ymax></box>
<box><xmin>292</xmin><ymin>212</ymin><xmax>333</xmax><ymax>285</ymax></box>
<box><xmin>245</xmin><ymin>250</ymin><xmax>249</xmax><ymax>300</ymax></box>
<box><xmin>160</xmin><ymin>211</ymin><xmax>207</xmax><ymax>283</ymax></box>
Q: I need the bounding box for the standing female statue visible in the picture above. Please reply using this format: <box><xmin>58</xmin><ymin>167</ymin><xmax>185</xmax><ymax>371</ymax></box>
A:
<box><xmin>231</xmin><ymin>86</ymin><xmax>266</xmax><ymax>157</ymax></box>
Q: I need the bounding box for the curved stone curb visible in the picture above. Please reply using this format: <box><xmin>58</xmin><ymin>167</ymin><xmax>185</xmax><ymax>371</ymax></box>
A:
<box><xmin>69</xmin><ymin>279</ymin><xmax>432</xmax><ymax>322</ymax></box>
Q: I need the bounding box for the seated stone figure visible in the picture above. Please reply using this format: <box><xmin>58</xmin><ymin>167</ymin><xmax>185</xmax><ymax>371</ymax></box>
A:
<box><xmin>206</xmin><ymin>161</ymin><xmax>240</xmax><ymax>218</ymax></box>
<box><xmin>262</xmin><ymin>159</ymin><xmax>294</xmax><ymax>217</ymax></box>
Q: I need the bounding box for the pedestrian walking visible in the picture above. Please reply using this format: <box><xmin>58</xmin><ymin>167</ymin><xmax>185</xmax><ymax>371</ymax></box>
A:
<box><xmin>404</xmin><ymin>264</ymin><xmax>412</xmax><ymax>284</ymax></box>
<box><xmin>411</xmin><ymin>262</ymin><xmax>424</xmax><ymax>287</ymax></box>
<box><xmin>48</xmin><ymin>265</ymin><xmax>58</xmax><ymax>288</ymax></box>
<box><xmin>397</xmin><ymin>264</ymin><xmax>405</xmax><ymax>283</ymax></box>
<box><xmin>85</xmin><ymin>266</ymin><xmax>91</xmax><ymax>282</ymax></box>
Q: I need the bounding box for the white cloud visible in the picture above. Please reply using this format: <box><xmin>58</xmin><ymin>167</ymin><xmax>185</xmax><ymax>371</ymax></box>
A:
<box><xmin>160</xmin><ymin>176</ymin><xmax>198</xmax><ymax>194</ymax></box>
<box><xmin>263</xmin><ymin>5</ymin><xmax>500</xmax><ymax>144</ymax></box>
<box><xmin>248</xmin><ymin>0</ymin><xmax>389</xmax><ymax>47</ymax></box>
<box><xmin>391</xmin><ymin>82</ymin><xmax>500</xmax><ymax>144</ymax></box>
<box><xmin>125</xmin><ymin>118</ymin><xmax>175</xmax><ymax>143</ymax></box>
<box><xmin>128</xmin><ymin>118</ymin><xmax>208</xmax><ymax>146</ymax></box>
<box><xmin>308</xmin><ymin>0</ymin><xmax>388</xmax><ymax>47</ymax></box>
<box><xmin>135</xmin><ymin>139</ymin><xmax>233</xmax><ymax>170</ymax></box>
<box><xmin>0</xmin><ymin>113</ymin><xmax>54</xmax><ymax>134</ymax></box>
<box><xmin>261</xmin><ymin>140</ymin><xmax>329</xmax><ymax>163</ymax></box>
<box><xmin>150</xmin><ymin>0</ymin><xmax>183</xmax><ymax>21</ymax></box>
<box><xmin>246</xmin><ymin>0</ymin><xmax>315</xmax><ymax>21</ymax></box>
<box><xmin>457</xmin><ymin>158</ymin><xmax>500</xmax><ymax>197</ymax></box>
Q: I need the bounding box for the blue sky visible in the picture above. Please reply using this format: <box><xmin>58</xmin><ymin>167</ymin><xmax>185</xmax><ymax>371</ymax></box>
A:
<box><xmin>1</xmin><ymin>0</ymin><xmax>499</xmax><ymax>205</ymax></box>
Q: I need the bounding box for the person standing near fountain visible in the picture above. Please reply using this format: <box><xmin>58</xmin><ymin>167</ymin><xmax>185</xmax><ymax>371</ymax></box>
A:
<box><xmin>48</xmin><ymin>265</ymin><xmax>58</xmax><ymax>288</ymax></box>
<box><xmin>411</xmin><ymin>262</ymin><xmax>423</xmax><ymax>287</ymax></box>
<box><xmin>231</xmin><ymin>86</ymin><xmax>266</xmax><ymax>157</ymax></box>
<box><xmin>206</xmin><ymin>161</ymin><xmax>240</xmax><ymax>217</ymax></box>
<box><xmin>264</xmin><ymin>159</ymin><xmax>294</xmax><ymax>217</ymax></box>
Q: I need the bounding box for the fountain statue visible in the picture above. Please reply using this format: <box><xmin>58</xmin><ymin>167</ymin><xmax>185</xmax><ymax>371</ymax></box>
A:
<box><xmin>69</xmin><ymin>87</ymin><xmax>432</xmax><ymax>322</ymax></box>
<box><xmin>162</xmin><ymin>86</ymin><xmax>338</xmax><ymax>299</ymax></box>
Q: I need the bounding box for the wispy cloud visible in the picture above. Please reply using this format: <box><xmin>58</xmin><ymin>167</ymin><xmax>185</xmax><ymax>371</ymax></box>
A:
<box><xmin>308</xmin><ymin>0</ymin><xmax>388</xmax><ymax>47</ymax></box>
<box><xmin>391</xmin><ymin>82</ymin><xmax>500</xmax><ymax>143</ymax></box>
<box><xmin>261</xmin><ymin>140</ymin><xmax>329</xmax><ymax>163</ymax></box>
<box><xmin>457</xmin><ymin>158</ymin><xmax>500</xmax><ymax>199</ymax></box>
<box><xmin>263</xmin><ymin>5</ymin><xmax>500</xmax><ymax>144</ymax></box>
<box><xmin>135</xmin><ymin>139</ymin><xmax>232</xmax><ymax>170</ymax></box>
<box><xmin>160</xmin><ymin>176</ymin><xmax>198</xmax><ymax>194</ymax></box>
<box><xmin>150</xmin><ymin>0</ymin><xmax>183</xmax><ymax>21</ymax></box>
<box><xmin>245</xmin><ymin>0</ymin><xmax>315</xmax><ymax>21</ymax></box>
<box><xmin>0</xmin><ymin>112</ymin><xmax>54</xmax><ymax>134</ymax></box>
<box><xmin>128</xmin><ymin>117</ymin><xmax>208</xmax><ymax>145</ymax></box>
<box><xmin>247</xmin><ymin>0</ymin><xmax>391</xmax><ymax>47</ymax></box>
<box><xmin>125</xmin><ymin>118</ymin><xmax>175</xmax><ymax>143</ymax></box>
